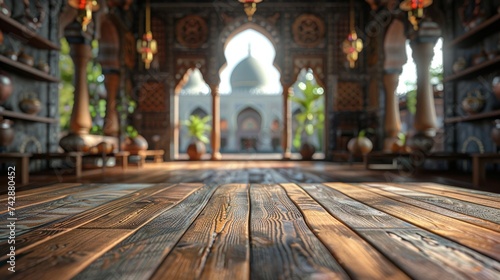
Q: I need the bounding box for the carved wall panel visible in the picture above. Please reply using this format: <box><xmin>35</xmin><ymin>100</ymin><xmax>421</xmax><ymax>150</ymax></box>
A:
<box><xmin>175</xmin><ymin>15</ymin><xmax>209</xmax><ymax>49</ymax></box>
<box><xmin>292</xmin><ymin>14</ymin><xmax>325</xmax><ymax>48</ymax></box>
<box><xmin>138</xmin><ymin>82</ymin><xmax>167</xmax><ymax>112</ymax></box>
<box><xmin>292</xmin><ymin>55</ymin><xmax>325</xmax><ymax>83</ymax></box>
<box><xmin>152</xmin><ymin>16</ymin><xmax>167</xmax><ymax>70</ymax></box>
<box><xmin>335</xmin><ymin>82</ymin><xmax>364</xmax><ymax>111</ymax></box>
<box><xmin>174</xmin><ymin>55</ymin><xmax>208</xmax><ymax>85</ymax></box>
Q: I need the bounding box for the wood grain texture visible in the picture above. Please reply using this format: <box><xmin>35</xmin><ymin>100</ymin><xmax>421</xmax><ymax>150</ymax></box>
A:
<box><xmin>281</xmin><ymin>183</ymin><xmax>410</xmax><ymax>279</ymax></box>
<box><xmin>394</xmin><ymin>182</ymin><xmax>500</xmax><ymax>208</ymax></box>
<box><xmin>0</xmin><ymin>229</ymin><xmax>133</xmax><ymax>280</ymax></box>
<box><xmin>0</xmin><ymin>183</ymin><xmax>81</xmax><ymax>200</ymax></box>
<box><xmin>403</xmin><ymin>182</ymin><xmax>500</xmax><ymax>202</ymax></box>
<box><xmin>325</xmin><ymin>183</ymin><xmax>500</xmax><ymax>260</ymax></box>
<box><xmin>364</xmin><ymin>183</ymin><xmax>500</xmax><ymax>225</ymax></box>
<box><xmin>249</xmin><ymin>184</ymin><xmax>349</xmax><ymax>280</ymax></box>
<box><xmin>360</xmin><ymin>229</ymin><xmax>500</xmax><ymax>280</ymax></box>
<box><xmin>0</xmin><ymin>184</ymin><xmax>174</xmax><ymax>258</ymax></box>
<box><xmin>81</xmin><ymin>183</ymin><xmax>202</xmax><ymax>229</ymax></box>
<box><xmin>73</xmin><ymin>184</ymin><xmax>218</xmax><ymax>280</ymax></box>
<box><xmin>151</xmin><ymin>184</ymin><xmax>250</xmax><ymax>280</ymax></box>
<box><xmin>300</xmin><ymin>184</ymin><xmax>412</xmax><ymax>229</ymax></box>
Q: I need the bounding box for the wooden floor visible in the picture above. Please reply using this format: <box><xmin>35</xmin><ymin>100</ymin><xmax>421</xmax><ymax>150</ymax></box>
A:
<box><xmin>0</xmin><ymin>162</ymin><xmax>499</xmax><ymax>279</ymax></box>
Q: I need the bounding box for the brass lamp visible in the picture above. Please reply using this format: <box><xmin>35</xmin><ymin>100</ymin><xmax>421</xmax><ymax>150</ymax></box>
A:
<box><xmin>68</xmin><ymin>0</ymin><xmax>99</xmax><ymax>32</ymax></box>
<box><xmin>238</xmin><ymin>0</ymin><xmax>262</xmax><ymax>21</ymax></box>
<box><xmin>136</xmin><ymin>0</ymin><xmax>157</xmax><ymax>69</ymax></box>
<box><xmin>343</xmin><ymin>0</ymin><xmax>363</xmax><ymax>68</ymax></box>
<box><xmin>400</xmin><ymin>0</ymin><xmax>433</xmax><ymax>30</ymax></box>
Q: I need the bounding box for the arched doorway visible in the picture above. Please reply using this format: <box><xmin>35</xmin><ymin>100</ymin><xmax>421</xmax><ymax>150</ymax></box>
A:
<box><xmin>237</xmin><ymin>107</ymin><xmax>262</xmax><ymax>152</ymax></box>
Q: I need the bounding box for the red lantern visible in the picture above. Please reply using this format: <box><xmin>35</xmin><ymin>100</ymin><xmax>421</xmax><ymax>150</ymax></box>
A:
<box><xmin>400</xmin><ymin>0</ymin><xmax>433</xmax><ymax>30</ymax></box>
<box><xmin>238</xmin><ymin>0</ymin><xmax>263</xmax><ymax>21</ymax></box>
<box><xmin>68</xmin><ymin>0</ymin><xmax>100</xmax><ymax>31</ymax></box>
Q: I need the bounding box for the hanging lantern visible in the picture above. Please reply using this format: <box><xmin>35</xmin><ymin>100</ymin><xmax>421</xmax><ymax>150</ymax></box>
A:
<box><xmin>342</xmin><ymin>0</ymin><xmax>363</xmax><ymax>69</ymax></box>
<box><xmin>400</xmin><ymin>0</ymin><xmax>433</xmax><ymax>31</ymax></box>
<box><xmin>136</xmin><ymin>0</ymin><xmax>157</xmax><ymax>69</ymax></box>
<box><xmin>238</xmin><ymin>0</ymin><xmax>262</xmax><ymax>21</ymax></box>
<box><xmin>68</xmin><ymin>0</ymin><xmax>99</xmax><ymax>32</ymax></box>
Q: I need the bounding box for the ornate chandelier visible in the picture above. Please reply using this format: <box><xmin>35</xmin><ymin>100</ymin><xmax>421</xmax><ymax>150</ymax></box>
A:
<box><xmin>136</xmin><ymin>0</ymin><xmax>157</xmax><ymax>69</ymax></box>
<box><xmin>238</xmin><ymin>0</ymin><xmax>262</xmax><ymax>21</ymax></box>
<box><xmin>400</xmin><ymin>0</ymin><xmax>433</xmax><ymax>30</ymax></box>
<box><xmin>68</xmin><ymin>0</ymin><xmax>100</xmax><ymax>31</ymax></box>
<box><xmin>342</xmin><ymin>0</ymin><xmax>363</xmax><ymax>69</ymax></box>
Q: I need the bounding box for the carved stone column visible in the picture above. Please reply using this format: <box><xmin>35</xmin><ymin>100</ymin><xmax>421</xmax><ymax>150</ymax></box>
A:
<box><xmin>383</xmin><ymin>71</ymin><xmax>402</xmax><ymax>151</ymax></box>
<box><xmin>210</xmin><ymin>85</ymin><xmax>221</xmax><ymax>160</ymax></box>
<box><xmin>282</xmin><ymin>84</ymin><xmax>292</xmax><ymax>159</ymax></box>
<box><xmin>103</xmin><ymin>71</ymin><xmax>120</xmax><ymax>137</ymax></box>
<box><xmin>409</xmin><ymin>21</ymin><xmax>441</xmax><ymax>152</ymax></box>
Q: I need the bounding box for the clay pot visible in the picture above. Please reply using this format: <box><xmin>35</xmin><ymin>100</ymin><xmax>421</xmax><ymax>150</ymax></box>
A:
<box><xmin>19</xmin><ymin>97</ymin><xmax>41</xmax><ymax>115</ymax></box>
<box><xmin>408</xmin><ymin>133</ymin><xmax>434</xmax><ymax>153</ymax></box>
<box><xmin>452</xmin><ymin>57</ymin><xmax>466</xmax><ymax>73</ymax></box>
<box><xmin>0</xmin><ymin>72</ymin><xmax>13</xmax><ymax>105</ymax></box>
<box><xmin>491</xmin><ymin>120</ymin><xmax>500</xmax><ymax>147</ymax></box>
<box><xmin>122</xmin><ymin>135</ymin><xmax>148</xmax><ymax>155</ymax></box>
<box><xmin>17</xmin><ymin>51</ymin><xmax>34</xmax><ymax>66</ymax></box>
<box><xmin>3</xmin><ymin>50</ymin><xmax>17</xmax><ymax>61</ymax></box>
<box><xmin>492</xmin><ymin>76</ymin><xmax>500</xmax><ymax>101</ymax></box>
<box><xmin>299</xmin><ymin>142</ymin><xmax>316</xmax><ymax>160</ymax></box>
<box><xmin>462</xmin><ymin>89</ymin><xmax>485</xmax><ymax>115</ymax></box>
<box><xmin>0</xmin><ymin>119</ymin><xmax>14</xmax><ymax>147</ymax></box>
<box><xmin>472</xmin><ymin>50</ymin><xmax>487</xmax><ymax>65</ymax></box>
<box><xmin>37</xmin><ymin>62</ymin><xmax>50</xmax><ymax>73</ymax></box>
<box><xmin>187</xmin><ymin>140</ymin><xmax>206</xmax><ymax>160</ymax></box>
<box><xmin>96</xmin><ymin>142</ymin><xmax>114</xmax><ymax>154</ymax></box>
<box><xmin>348</xmin><ymin>137</ymin><xmax>373</xmax><ymax>156</ymax></box>
<box><xmin>59</xmin><ymin>133</ymin><xmax>86</xmax><ymax>152</ymax></box>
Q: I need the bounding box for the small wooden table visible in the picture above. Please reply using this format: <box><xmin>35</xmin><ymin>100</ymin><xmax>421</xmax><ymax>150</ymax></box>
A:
<box><xmin>31</xmin><ymin>152</ymin><xmax>83</xmax><ymax>178</ymax></box>
<box><xmin>83</xmin><ymin>151</ymin><xmax>130</xmax><ymax>172</ymax></box>
<box><xmin>137</xmin><ymin>149</ymin><xmax>164</xmax><ymax>167</ymax></box>
<box><xmin>0</xmin><ymin>153</ymin><xmax>31</xmax><ymax>184</ymax></box>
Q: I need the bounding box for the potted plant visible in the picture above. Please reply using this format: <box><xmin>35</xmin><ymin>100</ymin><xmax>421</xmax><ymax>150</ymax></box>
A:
<box><xmin>122</xmin><ymin>125</ymin><xmax>148</xmax><ymax>154</ymax></box>
<box><xmin>348</xmin><ymin>129</ymin><xmax>374</xmax><ymax>156</ymax></box>
<box><xmin>290</xmin><ymin>75</ymin><xmax>324</xmax><ymax>160</ymax></box>
<box><xmin>183</xmin><ymin>115</ymin><xmax>211</xmax><ymax>160</ymax></box>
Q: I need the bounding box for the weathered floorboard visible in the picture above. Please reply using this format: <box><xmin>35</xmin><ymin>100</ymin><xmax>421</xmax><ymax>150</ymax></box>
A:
<box><xmin>151</xmin><ymin>184</ymin><xmax>250</xmax><ymax>280</ymax></box>
<box><xmin>249</xmin><ymin>184</ymin><xmax>349</xmax><ymax>280</ymax></box>
<box><xmin>73</xmin><ymin>184</ymin><xmax>218</xmax><ymax>280</ymax></box>
<box><xmin>325</xmin><ymin>183</ymin><xmax>500</xmax><ymax>260</ymax></box>
<box><xmin>359</xmin><ymin>183</ymin><xmax>500</xmax><ymax>232</ymax></box>
<box><xmin>281</xmin><ymin>183</ymin><xmax>410</xmax><ymax>279</ymax></box>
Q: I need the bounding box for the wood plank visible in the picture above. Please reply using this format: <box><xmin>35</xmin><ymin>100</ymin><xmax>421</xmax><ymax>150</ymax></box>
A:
<box><xmin>0</xmin><ymin>229</ymin><xmax>132</xmax><ymax>280</ymax></box>
<box><xmin>399</xmin><ymin>182</ymin><xmax>500</xmax><ymax>205</ymax></box>
<box><xmin>81</xmin><ymin>183</ymin><xmax>203</xmax><ymax>229</ymax></box>
<box><xmin>151</xmin><ymin>184</ymin><xmax>250</xmax><ymax>280</ymax></box>
<box><xmin>0</xmin><ymin>183</ymin><xmax>81</xmax><ymax>200</ymax></box>
<box><xmin>365</xmin><ymin>183</ymin><xmax>500</xmax><ymax>225</ymax></box>
<box><xmin>249</xmin><ymin>184</ymin><xmax>349</xmax><ymax>279</ymax></box>
<box><xmin>325</xmin><ymin>183</ymin><xmax>500</xmax><ymax>260</ymax></box>
<box><xmin>281</xmin><ymin>183</ymin><xmax>409</xmax><ymax>279</ymax></box>
<box><xmin>360</xmin><ymin>229</ymin><xmax>500</xmax><ymax>280</ymax></box>
<box><xmin>73</xmin><ymin>184</ymin><xmax>217</xmax><ymax>280</ymax></box>
<box><xmin>0</xmin><ymin>184</ymin><xmax>173</xmax><ymax>258</ymax></box>
<box><xmin>300</xmin><ymin>183</ymin><xmax>500</xmax><ymax>279</ymax></box>
<box><xmin>301</xmin><ymin>184</ymin><xmax>412</xmax><ymax>229</ymax></box>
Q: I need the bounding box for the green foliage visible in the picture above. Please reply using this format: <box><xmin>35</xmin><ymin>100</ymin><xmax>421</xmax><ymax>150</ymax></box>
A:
<box><xmin>290</xmin><ymin>78</ymin><xmax>325</xmax><ymax>149</ymax></box>
<box><xmin>183</xmin><ymin>115</ymin><xmax>212</xmax><ymax>144</ymax></box>
<box><xmin>126</xmin><ymin>125</ymin><xmax>139</xmax><ymax>139</ymax></box>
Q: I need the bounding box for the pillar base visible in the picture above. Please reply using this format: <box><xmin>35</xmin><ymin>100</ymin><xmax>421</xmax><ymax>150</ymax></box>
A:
<box><xmin>211</xmin><ymin>152</ymin><xmax>222</xmax><ymax>160</ymax></box>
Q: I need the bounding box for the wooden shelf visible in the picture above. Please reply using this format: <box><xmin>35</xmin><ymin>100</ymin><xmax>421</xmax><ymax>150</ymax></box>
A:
<box><xmin>0</xmin><ymin>13</ymin><xmax>59</xmax><ymax>50</ymax></box>
<box><xmin>450</xmin><ymin>13</ymin><xmax>500</xmax><ymax>48</ymax></box>
<box><xmin>0</xmin><ymin>108</ymin><xmax>58</xmax><ymax>123</ymax></box>
<box><xmin>0</xmin><ymin>55</ymin><xmax>60</xmax><ymax>82</ymax></box>
<box><xmin>443</xmin><ymin>56</ymin><xmax>500</xmax><ymax>82</ymax></box>
<box><xmin>444</xmin><ymin>109</ymin><xmax>500</xmax><ymax>124</ymax></box>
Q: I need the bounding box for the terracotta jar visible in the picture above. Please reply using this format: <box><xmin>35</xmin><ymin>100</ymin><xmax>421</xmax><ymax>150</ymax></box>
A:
<box><xmin>0</xmin><ymin>119</ymin><xmax>14</xmax><ymax>147</ymax></box>
<box><xmin>122</xmin><ymin>135</ymin><xmax>148</xmax><ymax>155</ymax></box>
<box><xmin>17</xmin><ymin>50</ymin><xmax>34</xmax><ymax>66</ymax></box>
<box><xmin>0</xmin><ymin>72</ymin><xmax>13</xmax><ymax>105</ymax></box>
<box><xmin>187</xmin><ymin>140</ymin><xmax>206</xmax><ymax>160</ymax></box>
<box><xmin>491</xmin><ymin>120</ymin><xmax>500</xmax><ymax>147</ymax></box>
<box><xmin>96</xmin><ymin>142</ymin><xmax>114</xmax><ymax>154</ymax></box>
<box><xmin>299</xmin><ymin>142</ymin><xmax>316</xmax><ymax>160</ymax></box>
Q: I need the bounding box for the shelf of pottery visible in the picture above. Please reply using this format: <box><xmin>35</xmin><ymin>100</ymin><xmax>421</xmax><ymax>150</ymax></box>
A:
<box><xmin>0</xmin><ymin>1</ymin><xmax>59</xmax><ymax>150</ymax></box>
